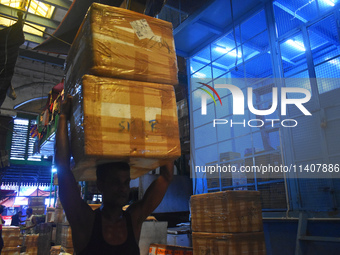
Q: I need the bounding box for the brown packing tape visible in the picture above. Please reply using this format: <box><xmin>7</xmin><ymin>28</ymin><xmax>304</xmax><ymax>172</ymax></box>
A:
<box><xmin>134</xmin><ymin>35</ymin><xmax>148</xmax><ymax>81</ymax></box>
<box><xmin>157</xmin><ymin>115</ymin><xmax>174</xmax><ymax>155</ymax></box>
<box><xmin>160</xmin><ymin>87</ymin><xmax>175</xmax><ymax>110</ymax></box>
<box><xmin>129</xmin><ymin>83</ymin><xmax>145</xmax><ymax>156</ymax></box>
<box><xmin>160</xmin><ymin>24</ymin><xmax>177</xmax><ymax>86</ymax></box>
<box><xmin>169</xmin><ymin>57</ymin><xmax>177</xmax><ymax>85</ymax></box>
<box><xmin>160</xmin><ymin>87</ymin><xmax>180</xmax><ymax>156</ymax></box>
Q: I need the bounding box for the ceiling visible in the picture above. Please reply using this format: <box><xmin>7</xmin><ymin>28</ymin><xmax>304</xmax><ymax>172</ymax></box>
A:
<box><xmin>172</xmin><ymin>0</ymin><xmax>272</xmax><ymax>57</ymax></box>
<box><xmin>0</xmin><ymin>0</ymin><xmax>274</xmax><ymax>66</ymax></box>
<box><xmin>0</xmin><ymin>0</ymin><xmax>210</xmax><ymax>66</ymax></box>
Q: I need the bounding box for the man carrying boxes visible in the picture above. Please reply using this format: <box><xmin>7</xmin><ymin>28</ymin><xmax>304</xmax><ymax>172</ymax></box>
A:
<box><xmin>56</xmin><ymin>96</ymin><xmax>175</xmax><ymax>255</ymax></box>
<box><xmin>55</xmin><ymin>3</ymin><xmax>180</xmax><ymax>255</ymax></box>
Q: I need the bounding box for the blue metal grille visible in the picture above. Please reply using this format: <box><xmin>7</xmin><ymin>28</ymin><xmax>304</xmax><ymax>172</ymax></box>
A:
<box><xmin>273</xmin><ymin>0</ymin><xmax>318</xmax><ymax>37</ymax></box>
<box><xmin>189</xmin><ymin>1</ymin><xmax>340</xmax><ymax>213</ymax></box>
<box><xmin>280</xmin><ymin>33</ymin><xmax>308</xmax><ymax>77</ymax></box>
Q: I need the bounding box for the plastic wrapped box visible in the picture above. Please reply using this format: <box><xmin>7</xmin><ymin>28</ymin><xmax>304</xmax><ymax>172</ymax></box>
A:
<box><xmin>65</xmin><ymin>3</ymin><xmax>178</xmax><ymax>88</ymax></box>
<box><xmin>2</xmin><ymin>226</ymin><xmax>21</xmax><ymax>248</ymax></box>
<box><xmin>2</xmin><ymin>247</ymin><xmax>21</xmax><ymax>255</ymax></box>
<box><xmin>70</xmin><ymin>75</ymin><xmax>181</xmax><ymax>181</ymax></box>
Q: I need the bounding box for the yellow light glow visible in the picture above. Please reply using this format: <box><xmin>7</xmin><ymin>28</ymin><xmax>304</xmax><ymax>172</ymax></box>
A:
<box><xmin>0</xmin><ymin>16</ymin><xmax>44</xmax><ymax>37</ymax></box>
<box><xmin>0</xmin><ymin>0</ymin><xmax>55</xmax><ymax>18</ymax></box>
<box><xmin>0</xmin><ymin>0</ymin><xmax>55</xmax><ymax>38</ymax></box>
<box><xmin>23</xmin><ymin>22</ymin><xmax>44</xmax><ymax>37</ymax></box>
<box><xmin>0</xmin><ymin>16</ymin><xmax>13</xmax><ymax>27</ymax></box>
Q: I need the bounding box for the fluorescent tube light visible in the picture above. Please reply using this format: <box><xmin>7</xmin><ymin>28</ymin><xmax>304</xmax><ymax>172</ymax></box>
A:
<box><xmin>286</xmin><ymin>39</ymin><xmax>306</xmax><ymax>51</ymax></box>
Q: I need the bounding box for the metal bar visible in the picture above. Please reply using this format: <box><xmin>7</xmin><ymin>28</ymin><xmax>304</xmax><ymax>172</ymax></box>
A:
<box><xmin>175</xmin><ymin>49</ymin><xmax>189</xmax><ymax>58</ymax></box>
<box><xmin>163</xmin><ymin>3</ymin><xmax>187</xmax><ymax>15</ymax></box>
<box><xmin>38</xmin><ymin>0</ymin><xmax>71</xmax><ymax>10</ymax></box>
<box><xmin>263</xmin><ymin>217</ymin><xmax>340</xmax><ymax>220</ymax></box>
<box><xmin>21</xmin><ymin>32</ymin><xmax>45</xmax><ymax>44</ymax></box>
<box><xmin>18</xmin><ymin>49</ymin><xmax>65</xmax><ymax>66</ymax></box>
<box><xmin>0</xmin><ymin>107</ymin><xmax>39</xmax><ymax>116</ymax></box>
<box><xmin>196</xmin><ymin>20</ymin><xmax>223</xmax><ymax>34</ymax></box>
<box><xmin>295</xmin><ymin>212</ymin><xmax>308</xmax><ymax>255</ymax></box>
<box><xmin>273</xmin><ymin>2</ymin><xmax>307</xmax><ymax>23</ymax></box>
<box><xmin>300</xmin><ymin>236</ymin><xmax>340</xmax><ymax>242</ymax></box>
<box><xmin>173</xmin><ymin>0</ymin><xmax>216</xmax><ymax>36</ymax></box>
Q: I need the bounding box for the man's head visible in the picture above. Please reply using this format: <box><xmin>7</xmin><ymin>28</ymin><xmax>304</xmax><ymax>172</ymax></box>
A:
<box><xmin>96</xmin><ymin>162</ymin><xmax>131</xmax><ymax>208</ymax></box>
<box><xmin>26</xmin><ymin>208</ymin><xmax>33</xmax><ymax>216</ymax></box>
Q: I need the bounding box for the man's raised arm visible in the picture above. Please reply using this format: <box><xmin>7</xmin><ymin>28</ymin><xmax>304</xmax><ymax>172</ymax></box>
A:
<box><xmin>55</xmin><ymin>95</ymin><xmax>93</xmax><ymax>225</ymax></box>
<box><xmin>128</xmin><ymin>161</ymin><xmax>174</xmax><ymax>224</ymax></box>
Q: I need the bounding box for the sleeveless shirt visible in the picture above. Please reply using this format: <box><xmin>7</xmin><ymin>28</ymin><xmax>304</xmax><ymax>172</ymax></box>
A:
<box><xmin>78</xmin><ymin>209</ymin><xmax>140</xmax><ymax>255</ymax></box>
<box><xmin>25</xmin><ymin>215</ymin><xmax>35</xmax><ymax>234</ymax></box>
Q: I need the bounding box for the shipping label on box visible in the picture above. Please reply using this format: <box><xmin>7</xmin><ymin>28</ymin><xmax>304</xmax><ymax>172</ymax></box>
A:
<box><xmin>65</xmin><ymin>3</ymin><xmax>178</xmax><ymax>88</ymax></box>
<box><xmin>70</xmin><ymin>75</ymin><xmax>181</xmax><ymax>181</ymax></box>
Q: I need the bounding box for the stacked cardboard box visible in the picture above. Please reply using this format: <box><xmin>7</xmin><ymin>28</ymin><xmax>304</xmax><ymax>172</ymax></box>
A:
<box><xmin>28</xmin><ymin>197</ymin><xmax>45</xmax><ymax>206</ymax></box>
<box><xmin>190</xmin><ymin>191</ymin><xmax>266</xmax><ymax>255</ymax></box>
<box><xmin>45</xmin><ymin>207</ymin><xmax>55</xmax><ymax>223</ymax></box>
<box><xmin>2</xmin><ymin>226</ymin><xmax>21</xmax><ymax>254</ymax></box>
<box><xmin>2</xmin><ymin>247</ymin><xmax>21</xmax><ymax>255</ymax></box>
<box><xmin>24</xmin><ymin>234</ymin><xmax>39</xmax><ymax>255</ymax></box>
<box><xmin>28</xmin><ymin>197</ymin><xmax>46</xmax><ymax>215</ymax></box>
<box><xmin>54</xmin><ymin>198</ymin><xmax>64</xmax><ymax>223</ymax></box>
<box><xmin>50</xmin><ymin>245</ymin><xmax>61</xmax><ymax>255</ymax></box>
<box><xmin>61</xmin><ymin>224</ymin><xmax>74</xmax><ymax>254</ymax></box>
<box><xmin>37</xmin><ymin>223</ymin><xmax>53</xmax><ymax>255</ymax></box>
<box><xmin>65</xmin><ymin>3</ymin><xmax>180</xmax><ymax>181</ymax></box>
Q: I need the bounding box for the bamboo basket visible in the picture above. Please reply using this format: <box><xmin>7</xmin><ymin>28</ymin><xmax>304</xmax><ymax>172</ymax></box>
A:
<box><xmin>192</xmin><ymin>231</ymin><xmax>266</xmax><ymax>255</ymax></box>
<box><xmin>190</xmin><ymin>191</ymin><xmax>263</xmax><ymax>233</ymax></box>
